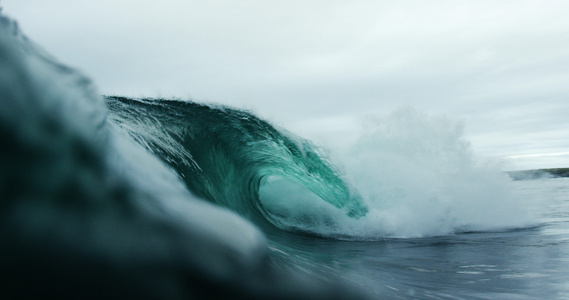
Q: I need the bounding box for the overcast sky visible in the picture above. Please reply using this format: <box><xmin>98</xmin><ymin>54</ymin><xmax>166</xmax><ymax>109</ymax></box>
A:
<box><xmin>3</xmin><ymin>0</ymin><xmax>569</xmax><ymax>170</ymax></box>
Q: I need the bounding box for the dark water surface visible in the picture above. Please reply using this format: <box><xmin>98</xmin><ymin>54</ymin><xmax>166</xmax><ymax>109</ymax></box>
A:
<box><xmin>268</xmin><ymin>178</ymin><xmax>569</xmax><ymax>299</ymax></box>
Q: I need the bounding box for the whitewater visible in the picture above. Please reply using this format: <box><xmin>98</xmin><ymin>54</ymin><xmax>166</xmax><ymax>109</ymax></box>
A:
<box><xmin>1</xmin><ymin>12</ymin><xmax>568</xmax><ymax>299</ymax></box>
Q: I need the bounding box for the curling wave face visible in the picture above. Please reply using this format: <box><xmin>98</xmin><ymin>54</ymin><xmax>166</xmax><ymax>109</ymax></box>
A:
<box><xmin>105</xmin><ymin>96</ymin><xmax>368</xmax><ymax>231</ymax></box>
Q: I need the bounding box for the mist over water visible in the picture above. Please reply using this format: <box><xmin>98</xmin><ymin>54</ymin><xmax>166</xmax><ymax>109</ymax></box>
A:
<box><xmin>260</xmin><ymin>108</ymin><xmax>536</xmax><ymax>238</ymax></box>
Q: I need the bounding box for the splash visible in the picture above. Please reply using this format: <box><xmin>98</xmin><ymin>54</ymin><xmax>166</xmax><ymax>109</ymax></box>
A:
<box><xmin>260</xmin><ymin>108</ymin><xmax>535</xmax><ymax>238</ymax></box>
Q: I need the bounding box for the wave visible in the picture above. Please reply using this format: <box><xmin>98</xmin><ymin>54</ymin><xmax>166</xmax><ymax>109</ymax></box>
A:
<box><xmin>106</xmin><ymin>96</ymin><xmax>536</xmax><ymax>239</ymax></box>
<box><xmin>105</xmin><ymin>96</ymin><xmax>368</xmax><ymax>230</ymax></box>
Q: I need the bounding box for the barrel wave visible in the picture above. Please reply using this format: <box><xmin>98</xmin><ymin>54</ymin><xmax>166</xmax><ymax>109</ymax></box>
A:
<box><xmin>106</xmin><ymin>96</ymin><xmax>368</xmax><ymax>232</ymax></box>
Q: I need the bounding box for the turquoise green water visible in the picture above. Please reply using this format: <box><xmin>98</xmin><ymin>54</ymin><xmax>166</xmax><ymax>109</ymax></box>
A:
<box><xmin>106</xmin><ymin>96</ymin><xmax>367</xmax><ymax>232</ymax></box>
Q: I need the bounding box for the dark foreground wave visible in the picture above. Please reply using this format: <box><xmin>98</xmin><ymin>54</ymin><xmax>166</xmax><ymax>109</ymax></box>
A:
<box><xmin>0</xmin><ymin>13</ymin><xmax>368</xmax><ymax>299</ymax></box>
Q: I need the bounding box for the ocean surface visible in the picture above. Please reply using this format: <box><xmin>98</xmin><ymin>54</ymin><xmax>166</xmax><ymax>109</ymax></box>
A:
<box><xmin>268</xmin><ymin>177</ymin><xmax>569</xmax><ymax>299</ymax></box>
<box><xmin>1</xmin><ymin>12</ymin><xmax>568</xmax><ymax>299</ymax></box>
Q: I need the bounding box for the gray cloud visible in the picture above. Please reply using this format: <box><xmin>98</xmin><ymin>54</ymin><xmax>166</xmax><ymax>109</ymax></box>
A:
<box><xmin>3</xmin><ymin>0</ymin><xmax>569</xmax><ymax>169</ymax></box>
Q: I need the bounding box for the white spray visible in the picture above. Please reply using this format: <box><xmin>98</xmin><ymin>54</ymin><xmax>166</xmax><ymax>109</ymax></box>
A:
<box><xmin>260</xmin><ymin>107</ymin><xmax>535</xmax><ymax>239</ymax></box>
